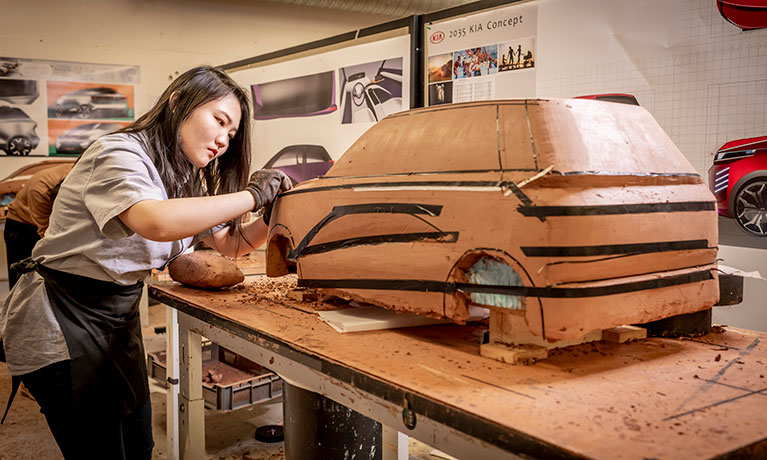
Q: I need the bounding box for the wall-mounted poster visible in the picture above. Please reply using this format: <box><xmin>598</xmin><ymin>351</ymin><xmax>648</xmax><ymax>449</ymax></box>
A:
<box><xmin>231</xmin><ymin>35</ymin><xmax>410</xmax><ymax>182</ymax></box>
<box><xmin>0</xmin><ymin>56</ymin><xmax>139</xmax><ymax>157</ymax></box>
<box><xmin>424</xmin><ymin>1</ymin><xmax>538</xmax><ymax>106</ymax></box>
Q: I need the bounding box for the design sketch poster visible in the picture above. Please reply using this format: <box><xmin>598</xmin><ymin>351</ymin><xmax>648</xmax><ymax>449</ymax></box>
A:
<box><xmin>425</xmin><ymin>0</ymin><xmax>537</xmax><ymax>106</ymax></box>
<box><xmin>338</xmin><ymin>58</ymin><xmax>403</xmax><ymax>124</ymax></box>
<box><xmin>0</xmin><ymin>57</ymin><xmax>138</xmax><ymax>157</ymax></box>
<box><xmin>231</xmin><ymin>34</ymin><xmax>410</xmax><ymax>184</ymax></box>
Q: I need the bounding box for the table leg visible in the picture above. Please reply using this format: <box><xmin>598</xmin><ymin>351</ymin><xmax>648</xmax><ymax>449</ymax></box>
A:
<box><xmin>178</xmin><ymin>315</ymin><xmax>205</xmax><ymax>460</ymax></box>
<box><xmin>166</xmin><ymin>305</ymin><xmax>180</xmax><ymax>460</ymax></box>
<box><xmin>382</xmin><ymin>426</ymin><xmax>408</xmax><ymax>460</ymax></box>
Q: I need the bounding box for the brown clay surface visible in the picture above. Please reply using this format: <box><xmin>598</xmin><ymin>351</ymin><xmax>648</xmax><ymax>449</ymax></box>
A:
<box><xmin>152</xmin><ymin>277</ymin><xmax>767</xmax><ymax>460</ymax></box>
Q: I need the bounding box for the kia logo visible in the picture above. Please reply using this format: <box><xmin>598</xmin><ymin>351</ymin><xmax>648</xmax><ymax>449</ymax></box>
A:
<box><xmin>430</xmin><ymin>31</ymin><xmax>445</xmax><ymax>44</ymax></box>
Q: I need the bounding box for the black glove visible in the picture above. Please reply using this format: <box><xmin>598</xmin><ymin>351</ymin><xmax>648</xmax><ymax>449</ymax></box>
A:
<box><xmin>245</xmin><ymin>169</ymin><xmax>293</xmax><ymax>212</ymax></box>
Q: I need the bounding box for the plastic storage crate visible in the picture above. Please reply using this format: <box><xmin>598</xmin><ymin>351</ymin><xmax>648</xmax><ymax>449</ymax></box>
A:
<box><xmin>148</xmin><ymin>342</ymin><xmax>283</xmax><ymax>411</ymax></box>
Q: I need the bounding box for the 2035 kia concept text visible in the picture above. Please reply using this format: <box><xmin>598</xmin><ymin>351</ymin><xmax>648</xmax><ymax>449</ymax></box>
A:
<box><xmin>266</xmin><ymin>99</ymin><xmax>719</xmax><ymax>342</ymax></box>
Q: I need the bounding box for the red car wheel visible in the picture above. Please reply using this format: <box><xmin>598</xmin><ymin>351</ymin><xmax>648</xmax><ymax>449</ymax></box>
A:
<box><xmin>735</xmin><ymin>179</ymin><xmax>767</xmax><ymax>236</ymax></box>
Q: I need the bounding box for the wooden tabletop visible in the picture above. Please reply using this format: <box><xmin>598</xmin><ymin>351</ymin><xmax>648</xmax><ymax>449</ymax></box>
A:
<box><xmin>150</xmin><ymin>276</ymin><xmax>767</xmax><ymax>460</ymax></box>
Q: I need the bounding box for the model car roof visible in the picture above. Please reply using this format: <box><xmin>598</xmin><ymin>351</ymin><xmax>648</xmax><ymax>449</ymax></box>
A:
<box><xmin>326</xmin><ymin>99</ymin><xmax>697</xmax><ymax>177</ymax></box>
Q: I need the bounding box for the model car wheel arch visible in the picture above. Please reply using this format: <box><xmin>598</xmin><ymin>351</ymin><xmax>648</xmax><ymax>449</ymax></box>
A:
<box><xmin>266</xmin><ymin>223</ymin><xmax>297</xmax><ymax>277</ymax></box>
<box><xmin>442</xmin><ymin>248</ymin><xmax>539</xmax><ymax>324</ymax></box>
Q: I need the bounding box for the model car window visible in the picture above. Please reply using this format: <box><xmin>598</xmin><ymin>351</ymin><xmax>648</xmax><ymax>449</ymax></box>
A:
<box><xmin>530</xmin><ymin>99</ymin><xmax>696</xmax><ymax>174</ymax></box>
<box><xmin>328</xmin><ymin>103</ymin><xmax>505</xmax><ymax>176</ymax></box>
<box><xmin>271</xmin><ymin>151</ymin><xmax>300</xmax><ymax>167</ymax></box>
<box><xmin>304</xmin><ymin>148</ymin><xmax>332</xmax><ymax>163</ymax></box>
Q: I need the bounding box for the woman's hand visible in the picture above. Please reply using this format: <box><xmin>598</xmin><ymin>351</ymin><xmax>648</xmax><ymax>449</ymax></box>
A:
<box><xmin>245</xmin><ymin>169</ymin><xmax>292</xmax><ymax>211</ymax></box>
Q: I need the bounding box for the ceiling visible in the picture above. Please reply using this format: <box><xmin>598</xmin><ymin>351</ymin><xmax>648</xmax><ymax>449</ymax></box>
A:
<box><xmin>266</xmin><ymin>0</ymin><xmax>477</xmax><ymax>17</ymax></box>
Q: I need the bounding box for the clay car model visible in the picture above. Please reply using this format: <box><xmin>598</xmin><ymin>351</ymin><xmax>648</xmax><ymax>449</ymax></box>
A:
<box><xmin>0</xmin><ymin>106</ymin><xmax>40</xmax><ymax>156</ymax></box>
<box><xmin>266</xmin><ymin>99</ymin><xmax>719</xmax><ymax>342</ymax></box>
<box><xmin>55</xmin><ymin>122</ymin><xmax>123</xmax><ymax>155</ymax></box>
<box><xmin>53</xmin><ymin>87</ymin><xmax>130</xmax><ymax>119</ymax></box>
<box><xmin>708</xmin><ymin>135</ymin><xmax>767</xmax><ymax>236</ymax></box>
<box><xmin>263</xmin><ymin>145</ymin><xmax>334</xmax><ymax>185</ymax></box>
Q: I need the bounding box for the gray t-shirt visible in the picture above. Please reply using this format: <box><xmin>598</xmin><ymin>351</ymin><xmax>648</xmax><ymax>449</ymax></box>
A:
<box><xmin>1</xmin><ymin>132</ymin><xmax>218</xmax><ymax>375</ymax></box>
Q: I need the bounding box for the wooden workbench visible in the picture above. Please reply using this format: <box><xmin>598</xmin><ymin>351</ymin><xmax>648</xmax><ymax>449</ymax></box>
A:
<box><xmin>150</xmin><ymin>276</ymin><xmax>767</xmax><ymax>460</ymax></box>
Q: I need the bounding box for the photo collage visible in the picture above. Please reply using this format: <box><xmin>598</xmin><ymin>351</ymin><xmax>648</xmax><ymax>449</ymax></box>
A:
<box><xmin>427</xmin><ymin>36</ymin><xmax>535</xmax><ymax>106</ymax></box>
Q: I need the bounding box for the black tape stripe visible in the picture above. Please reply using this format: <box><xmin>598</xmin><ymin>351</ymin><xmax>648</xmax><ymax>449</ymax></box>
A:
<box><xmin>297</xmin><ymin>269</ymin><xmax>713</xmax><ymax>299</ymax></box>
<box><xmin>299</xmin><ymin>278</ymin><xmax>453</xmax><ymax>293</ymax></box>
<box><xmin>282</xmin><ymin>180</ymin><xmax>505</xmax><ymax>196</ymax></box>
<box><xmin>291</xmin><ymin>203</ymin><xmax>443</xmax><ymax>259</ymax></box>
<box><xmin>456</xmin><ymin>270</ymin><xmax>713</xmax><ymax>298</ymax></box>
<box><xmin>300</xmin><ymin>231</ymin><xmax>459</xmax><ymax>257</ymax></box>
<box><xmin>521</xmin><ymin>239</ymin><xmax>710</xmax><ymax>257</ymax></box>
<box><xmin>518</xmin><ymin>201</ymin><xmax>715</xmax><ymax>217</ymax></box>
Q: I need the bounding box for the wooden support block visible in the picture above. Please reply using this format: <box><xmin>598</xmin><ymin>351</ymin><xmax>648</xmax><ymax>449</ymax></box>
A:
<box><xmin>602</xmin><ymin>325</ymin><xmax>647</xmax><ymax>343</ymax></box>
<box><xmin>479</xmin><ymin>342</ymin><xmax>548</xmax><ymax>365</ymax></box>
<box><xmin>286</xmin><ymin>288</ymin><xmax>319</xmax><ymax>302</ymax></box>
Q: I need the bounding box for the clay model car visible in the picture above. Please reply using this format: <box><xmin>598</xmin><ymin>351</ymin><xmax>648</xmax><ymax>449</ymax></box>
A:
<box><xmin>708</xmin><ymin>135</ymin><xmax>767</xmax><ymax>236</ymax></box>
<box><xmin>53</xmin><ymin>87</ymin><xmax>130</xmax><ymax>119</ymax></box>
<box><xmin>55</xmin><ymin>122</ymin><xmax>123</xmax><ymax>155</ymax></box>
<box><xmin>0</xmin><ymin>106</ymin><xmax>40</xmax><ymax>156</ymax></box>
<box><xmin>266</xmin><ymin>99</ymin><xmax>719</xmax><ymax>342</ymax></box>
<box><xmin>263</xmin><ymin>145</ymin><xmax>334</xmax><ymax>185</ymax></box>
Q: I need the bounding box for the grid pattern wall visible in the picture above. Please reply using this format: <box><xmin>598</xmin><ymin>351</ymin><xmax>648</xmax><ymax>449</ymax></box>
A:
<box><xmin>537</xmin><ymin>0</ymin><xmax>767</xmax><ymax>180</ymax></box>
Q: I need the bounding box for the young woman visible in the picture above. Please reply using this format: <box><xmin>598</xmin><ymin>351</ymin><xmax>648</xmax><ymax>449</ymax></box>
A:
<box><xmin>0</xmin><ymin>65</ymin><xmax>291</xmax><ymax>460</ymax></box>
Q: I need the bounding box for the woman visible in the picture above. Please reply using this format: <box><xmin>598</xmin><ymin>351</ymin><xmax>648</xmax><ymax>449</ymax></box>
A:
<box><xmin>0</xmin><ymin>65</ymin><xmax>290</xmax><ymax>459</ymax></box>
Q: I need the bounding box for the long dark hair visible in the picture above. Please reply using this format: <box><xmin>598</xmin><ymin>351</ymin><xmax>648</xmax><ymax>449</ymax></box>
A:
<box><xmin>118</xmin><ymin>65</ymin><xmax>252</xmax><ymax>235</ymax></box>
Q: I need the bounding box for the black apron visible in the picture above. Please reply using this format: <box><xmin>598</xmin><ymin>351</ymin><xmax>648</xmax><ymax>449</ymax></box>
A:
<box><xmin>2</xmin><ymin>259</ymin><xmax>148</xmax><ymax>422</ymax></box>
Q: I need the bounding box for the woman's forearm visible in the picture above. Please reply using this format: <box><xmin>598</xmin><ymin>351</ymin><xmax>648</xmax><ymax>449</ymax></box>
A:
<box><xmin>118</xmin><ymin>191</ymin><xmax>256</xmax><ymax>242</ymax></box>
<box><xmin>205</xmin><ymin>217</ymin><xmax>268</xmax><ymax>258</ymax></box>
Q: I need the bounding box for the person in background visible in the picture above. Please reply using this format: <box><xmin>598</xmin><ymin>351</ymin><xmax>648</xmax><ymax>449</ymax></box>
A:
<box><xmin>3</xmin><ymin>162</ymin><xmax>74</xmax><ymax>289</ymax></box>
<box><xmin>0</xmin><ymin>65</ymin><xmax>291</xmax><ymax>460</ymax></box>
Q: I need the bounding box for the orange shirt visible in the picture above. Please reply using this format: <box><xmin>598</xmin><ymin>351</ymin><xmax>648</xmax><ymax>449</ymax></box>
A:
<box><xmin>7</xmin><ymin>164</ymin><xmax>73</xmax><ymax>238</ymax></box>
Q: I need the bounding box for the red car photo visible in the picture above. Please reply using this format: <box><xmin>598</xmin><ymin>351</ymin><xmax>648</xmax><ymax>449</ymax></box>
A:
<box><xmin>709</xmin><ymin>135</ymin><xmax>767</xmax><ymax>236</ymax></box>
